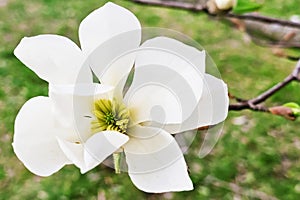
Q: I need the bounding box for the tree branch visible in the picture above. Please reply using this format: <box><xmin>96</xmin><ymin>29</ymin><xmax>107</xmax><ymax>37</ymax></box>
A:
<box><xmin>226</xmin><ymin>13</ymin><xmax>300</xmax><ymax>29</ymax></box>
<box><xmin>243</xmin><ymin>20</ymin><xmax>300</xmax><ymax>49</ymax></box>
<box><xmin>132</xmin><ymin>0</ymin><xmax>206</xmax><ymax>11</ymax></box>
<box><xmin>132</xmin><ymin>0</ymin><xmax>300</xmax><ymax>29</ymax></box>
<box><xmin>229</xmin><ymin>60</ymin><xmax>300</xmax><ymax>115</ymax></box>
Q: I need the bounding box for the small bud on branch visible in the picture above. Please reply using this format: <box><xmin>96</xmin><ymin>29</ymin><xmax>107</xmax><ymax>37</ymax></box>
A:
<box><xmin>215</xmin><ymin>0</ymin><xmax>236</xmax><ymax>10</ymax></box>
<box><xmin>269</xmin><ymin>106</ymin><xmax>296</xmax><ymax>121</ymax></box>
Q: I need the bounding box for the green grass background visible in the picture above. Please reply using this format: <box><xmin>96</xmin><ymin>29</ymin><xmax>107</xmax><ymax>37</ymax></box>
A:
<box><xmin>0</xmin><ymin>0</ymin><xmax>300</xmax><ymax>199</ymax></box>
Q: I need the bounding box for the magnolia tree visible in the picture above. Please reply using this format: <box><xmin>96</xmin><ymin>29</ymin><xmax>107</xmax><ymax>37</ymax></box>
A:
<box><xmin>12</xmin><ymin>0</ymin><xmax>300</xmax><ymax>195</ymax></box>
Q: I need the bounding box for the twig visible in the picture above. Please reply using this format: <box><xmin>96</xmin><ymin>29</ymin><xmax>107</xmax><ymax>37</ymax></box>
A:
<box><xmin>229</xmin><ymin>102</ymin><xmax>268</xmax><ymax>112</ymax></box>
<box><xmin>245</xmin><ymin>21</ymin><xmax>300</xmax><ymax>49</ymax></box>
<box><xmin>229</xmin><ymin>93</ymin><xmax>247</xmax><ymax>103</ymax></box>
<box><xmin>229</xmin><ymin>60</ymin><xmax>300</xmax><ymax>113</ymax></box>
<box><xmin>252</xmin><ymin>59</ymin><xmax>300</xmax><ymax>104</ymax></box>
<box><xmin>132</xmin><ymin>0</ymin><xmax>206</xmax><ymax>11</ymax></box>
<box><xmin>132</xmin><ymin>0</ymin><xmax>300</xmax><ymax>29</ymax></box>
<box><xmin>226</xmin><ymin>13</ymin><xmax>300</xmax><ymax>29</ymax></box>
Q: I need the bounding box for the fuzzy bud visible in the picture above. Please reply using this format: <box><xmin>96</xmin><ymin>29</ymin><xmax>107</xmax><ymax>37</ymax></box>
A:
<box><xmin>269</xmin><ymin>106</ymin><xmax>296</xmax><ymax>121</ymax></box>
<box><xmin>215</xmin><ymin>0</ymin><xmax>236</xmax><ymax>10</ymax></box>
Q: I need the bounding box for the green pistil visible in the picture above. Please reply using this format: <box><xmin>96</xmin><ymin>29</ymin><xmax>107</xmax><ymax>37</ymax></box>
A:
<box><xmin>105</xmin><ymin>112</ymin><xmax>115</xmax><ymax>124</ymax></box>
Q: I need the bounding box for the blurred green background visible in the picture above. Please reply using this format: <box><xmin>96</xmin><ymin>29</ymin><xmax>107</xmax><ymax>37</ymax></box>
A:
<box><xmin>1</xmin><ymin>0</ymin><xmax>300</xmax><ymax>199</ymax></box>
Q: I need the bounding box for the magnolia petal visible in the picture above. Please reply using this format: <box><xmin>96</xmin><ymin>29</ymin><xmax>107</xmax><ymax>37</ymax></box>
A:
<box><xmin>128</xmin><ymin>157</ymin><xmax>193</xmax><ymax>193</ymax></box>
<box><xmin>125</xmin><ymin>37</ymin><xmax>204</xmax><ymax>124</ymax></box>
<box><xmin>84</xmin><ymin>131</ymin><xmax>129</xmax><ymax>171</ymax></box>
<box><xmin>57</xmin><ymin>131</ymin><xmax>129</xmax><ymax>174</ymax></box>
<box><xmin>125</xmin><ymin>84</ymin><xmax>183</xmax><ymax>124</ymax></box>
<box><xmin>79</xmin><ymin>2</ymin><xmax>141</xmax><ymax>98</ymax></box>
<box><xmin>14</xmin><ymin>34</ymin><xmax>91</xmax><ymax>84</ymax></box>
<box><xmin>13</xmin><ymin>96</ymin><xmax>70</xmax><ymax>176</ymax></box>
<box><xmin>158</xmin><ymin>74</ymin><xmax>229</xmax><ymax>134</ymax></box>
<box><xmin>49</xmin><ymin>83</ymin><xmax>114</xmax><ymax>141</ymax></box>
<box><xmin>135</xmin><ymin>37</ymin><xmax>205</xmax><ymax>99</ymax></box>
<box><xmin>124</xmin><ymin>126</ymin><xmax>193</xmax><ymax>193</ymax></box>
<box><xmin>79</xmin><ymin>2</ymin><xmax>141</xmax><ymax>55</ymax></box>
<box><xmin>56</xmin><ymin>138</ymin><xmax>87</xmax><ymax>173</ymax></box>
<box><xmin>137</xmin><ymin>37</ymin><xmax>206</xmax><ymax>74</ymax></box>
<box><xmin>99</xmin><ymin>53</ymin><xmax>137</xmax><ymax>101</ymax></box>
<box><xmin>124</xmin><ymin>70</ymin><xmax>202</xmax><ymax>124</ymax></box>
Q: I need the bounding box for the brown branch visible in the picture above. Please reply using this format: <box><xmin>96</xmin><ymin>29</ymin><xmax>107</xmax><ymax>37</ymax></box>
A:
<box><xmin>229</xmin><ymin>102</ymin><xmax>268</xmax><ymax>112</ymax></box>
<box><xmin>244</xmin><ymin>20</ymin><xmax>300</xmax><ymax>49</ymax></box>
<box><xmin>226</xmin><ymin>13</ymin><xmax>300</xmax><ymax>29</ymax></box>
<box><xmin>229</xmin><ymin>60</ymin><xmax>300</xmax><ymax>116</ymax></box>
<box><xmin>133</xmin><ymin>0</ymin><xmax>300</xmax><ymax>49</ymax></box>
<box><xmin>132</xmin><ymin>0</ymin><xmax>300</xmax><ymax>29</ymax></box>
<box><xmin>132</xmin><ymin>0</ymin><xmax>206</xmax><ymax>11</ymax></box>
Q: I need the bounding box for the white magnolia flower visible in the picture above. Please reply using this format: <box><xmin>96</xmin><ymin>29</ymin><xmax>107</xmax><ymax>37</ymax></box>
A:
<box><xmin>12</xmin><ymin>2</ymin><xmax>229</xmax><ymax>193</ymax></box>
<box><xmin>215</xmin><ymin>0</ymin><xmax>236</xmax><ymax>10</ymax></box>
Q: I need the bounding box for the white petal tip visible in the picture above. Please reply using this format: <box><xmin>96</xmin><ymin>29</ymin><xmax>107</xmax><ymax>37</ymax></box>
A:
<box><xmin>104</xmin><ymin>2</ymin><xmax>117</xmax><ymax>7</ymax></box>
<box><xmin>80</xmin><ymin>168</ymin><xmax>89</xmax><ymax>174</ymax></box>
<box><xmin>132</xmin><ymin>177</ymin><xmax>194</xmax><ymax>193</ymax></box>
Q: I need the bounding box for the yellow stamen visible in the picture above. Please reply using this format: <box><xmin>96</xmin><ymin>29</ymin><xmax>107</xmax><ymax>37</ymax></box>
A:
<box><xmin>91</xmin><ymin>99</ymin><xmax>130</xmax><ymax>134</ymax></box>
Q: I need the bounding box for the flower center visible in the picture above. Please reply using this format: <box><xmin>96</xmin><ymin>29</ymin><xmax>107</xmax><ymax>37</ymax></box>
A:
<box><xmin>91</xmin><ymin>99</ymin><xmax>130</xmax><ymax>134</ymax></box>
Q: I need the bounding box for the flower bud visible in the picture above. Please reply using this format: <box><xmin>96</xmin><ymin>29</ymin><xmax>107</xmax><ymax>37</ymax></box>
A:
<box><xmin>269</xmin><ymin>102</ymin><xmax>300</xmax><ymax>120</ymax></box>
<box><xmin>215</xmin><ymin>0</ymin><xmax>236</xmax><ymax>10</ymax></box>
<box><xmin>269</xmin><ymin>106</ymin><xmax>295</xmax><ymax>121</ymax></box>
